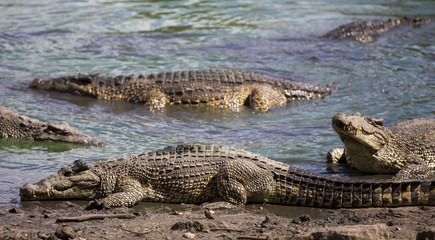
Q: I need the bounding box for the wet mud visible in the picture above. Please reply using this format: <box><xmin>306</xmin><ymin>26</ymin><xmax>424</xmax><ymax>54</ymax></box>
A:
<box><xmin>0</xmin><ymin>201</ymin><xmax>434</xmax><ymax>240</ymax></box>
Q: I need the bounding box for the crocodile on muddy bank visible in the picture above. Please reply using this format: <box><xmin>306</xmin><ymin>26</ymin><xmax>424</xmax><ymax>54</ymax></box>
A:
<box><xmin>327</xmin><ymin>113</ymin><xmax>435</xmax><ymax>180</ymax></box>
<box><xmin>0</xmin><ymin>106</ymin><xmax>103</xmax><ymax>146</ymax></box>
<box><xmin>30</xmin><ymin>69</ymin><xmax>333</xmax><ymax>112</ymax></box>
<box><xmin>21</xmin><ymin>145</ymin><xmax>435</xmax><ymax>209</ymax></box>
<box><xmin>323</xmin><ymin>16</ymin><xmax>432</xmax><ymax>43</ymax></box>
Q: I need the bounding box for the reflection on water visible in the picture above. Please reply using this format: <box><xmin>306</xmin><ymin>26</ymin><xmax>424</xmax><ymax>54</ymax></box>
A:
<box><xmin>0</xmin><ymin>0</ymin><xmax>434</xmax><ymax>205</ymax></box>
<box><xmin>0</xmin><ymin>138</ymin><xmax>88</xmax><ymax>153</ymax></box>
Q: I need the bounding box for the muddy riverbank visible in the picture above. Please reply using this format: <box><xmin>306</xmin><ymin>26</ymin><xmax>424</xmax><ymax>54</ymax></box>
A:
<box><xmin>1</xmin><ymin>201</ymin><xmax>434</xmax><ymax>240</ymax></box>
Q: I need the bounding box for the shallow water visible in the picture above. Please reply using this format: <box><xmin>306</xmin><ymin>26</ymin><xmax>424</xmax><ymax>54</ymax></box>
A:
<box><xmin>0</xmin><ymin>0</ymin><xmax>434</xmax><ymax>206</ymax></box>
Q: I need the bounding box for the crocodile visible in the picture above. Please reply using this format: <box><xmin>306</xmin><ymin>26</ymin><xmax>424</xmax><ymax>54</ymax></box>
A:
<box><xmin>29</xmin><ymin>69</ymin><xmax>333</xmax><ymax>112</ymax></box>
<box><xmin>0</xmin><ymin>106</ymin><xmax>103</xmax><ymax>146</ymax></box>
<box><xmin>327</xmin><ymin>112</ymin><xmax>435</xmax><ymax>180</ymax></box>
<box><xmin>323</xmin><ymin>16</ymin><xmax>432</xmax><ymax>43</ymax></box>
<box><xmin>20</xmin><ymin>144</ymin><xmax>435</xmax><ymax>209</ymax></box>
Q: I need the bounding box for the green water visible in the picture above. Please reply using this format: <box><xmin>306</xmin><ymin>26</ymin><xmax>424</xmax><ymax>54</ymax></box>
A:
<box><xmin>0</xmin><ymin>0</ymin><xmax>434</xmax><ymax>205</ymax></box>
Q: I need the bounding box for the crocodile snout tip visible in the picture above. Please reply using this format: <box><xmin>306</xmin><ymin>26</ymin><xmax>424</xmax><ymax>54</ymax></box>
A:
<box><xmin>29</xmin><ymin>78</ymin><xmax>43</xmax><ymax>88</ymax></box>
<box><xmin>20</xmin><ymin>183</ymin><xmax>37</xmax><ymax>200</ymax></box>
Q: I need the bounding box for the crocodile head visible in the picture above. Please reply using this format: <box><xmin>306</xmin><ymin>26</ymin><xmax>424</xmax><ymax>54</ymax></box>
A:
<box><xmin>402</xmin><ymin>16</ymin><xmax>432</xmax><ymax>26</ymax></box>
<box><xmin>35</xmin><ymin>121</ymin><xmax>104</xmax><ymax>146</ymax></box>
<box><xmin>332</xmin><ymin>112</ymin><xmax>388</xmax><ymax>151</ymax></box>
<box><xmin>30</xmin><ymin>74</ymin><xmax>97</xmax><ymax>96</ymax></box>
<box><xmin>1</xmin><ymin>106</ymin><xmax>103</xmax><ymax>146</ymax></box>
<box><xmin>20</xmin><ymin>159</ymin><xmax>100</xmax><ymax>201</ymax></box>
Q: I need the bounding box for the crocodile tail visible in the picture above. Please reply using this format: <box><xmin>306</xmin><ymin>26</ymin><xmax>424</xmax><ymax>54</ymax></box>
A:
<box><xmin>319</xmin><ymin>178</ymin><xmax>435</xmax><ymax>208</ymax></box>
<box><xmin>275</xmin><ymin>167</ymin><xmax>435</xmax><ymax>208</ymax></box>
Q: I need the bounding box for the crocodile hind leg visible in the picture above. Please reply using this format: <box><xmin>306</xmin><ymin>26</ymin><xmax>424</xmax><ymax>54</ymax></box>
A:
<box><xmin>248</xmin><ymin>85</ymin><xmax>286</xmax><ymax>112</ymax></box>
<box><xmin>145</xmin><ymin>88</ymin><xmax>169</xmax><ymax>110</ymax></box>
<box><xmin>216</xmin><ymin>159</ymin><xmax>275</xmax><ymax>205</ymax></box>
<box><xmin>216</xmin><ymin>178</ymin><xmax>248</xmax><ymax>205</ymax></box>
<box><xmin>126</xmin><ymin>88</ymin><xmax>168</xmax><ymax>110</ymax></box>
<box><xmin>354</xmin><ymin>33</ymin><xmax>374</xmax><ymax>43</ymax></box>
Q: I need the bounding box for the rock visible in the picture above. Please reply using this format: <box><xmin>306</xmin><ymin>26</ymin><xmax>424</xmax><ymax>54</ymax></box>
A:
<box><xmin>261</xmin><ymin>216</ymin><xmax>271</xmax><ymax>226</ymax></box>
<box><xmin>204</xmin><ymin>210</ymin><xmax>215</xmax><ymax>219</ymax></box>
<box><xmin>299</xmin><ymin>214</ymin><xmax>311</xmax><ymax>222</ymax></box>
<box><xmin>183</xmin><ymin>232</ymin><xmax>196</xmax><ymax>239</ymax></box>
<box><xmin>416</xmin><ymin>227</ymin><xmax>435</xmax><ymax>240</ymax></box>
<box><xmin>55</xmin><ymin>226</ymin><xmax>77</xmax><ymax>240</ymax></box>
<box><xmin>0</xmin><ymin>206</ymin><xmax>13</xmax><ymax>216</ymax></box>
<box><xmin>8</xmin><ymin>206</ymin><xmax>24</xmax><ymax>214</ymax></box>
<box><xmin>37</xmin><ymin>232</ymin><xmax>51</xmax><ymax>239</ymax></box>
<box><xmin>292</xmin><ymin>213</ymin><xmax>312</xmax><ymax>224</ymax></box>
<box><xmin>295</xmin><ymin>223</ymin><xmax>391</xmax><ymax>240</ymax></box>
<box><xmin>171</xmin><ymin>221</ymin><xmax>208</xmax><ymax>232</ymax></box>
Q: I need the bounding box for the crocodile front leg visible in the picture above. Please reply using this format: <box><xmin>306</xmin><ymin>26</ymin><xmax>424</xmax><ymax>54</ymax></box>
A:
<box><xmin>326</xmin><ymin>148</ymin><xmax>347</xmax><ymax>164</ymax></box>
<box><xmin>248</xmin><ymin>86</ymin><xmax>286</xmax><ymax>112</ymax></box>
<box><xmin>89</xmin><ymin>178</ymin><xmax>144</xmax><ymax>209</ymax></box>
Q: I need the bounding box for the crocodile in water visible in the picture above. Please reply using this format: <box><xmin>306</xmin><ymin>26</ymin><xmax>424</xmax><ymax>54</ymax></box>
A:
<box><xmin>21</xmin><ymin>145</ymin><xmax>435</xmax><ymax>209</ymax></box>
<box><xmin>323</xmin><ymin>16</ymin><xmax>432</xmax><ymax>43</ymax></box>
<box><xmin>29</xmin><ymin>70</ymin><xmax>333</xmax><ymax>112</ymax></box>
<box><xmin>0</xmin><ymin>106</ymin><xmax>103</xmax><ymax>146</ymax></box>
<box><xmin>327</xmin><ymin>113</ymin><xmax>434</xmax><ymax>180</ymax></box>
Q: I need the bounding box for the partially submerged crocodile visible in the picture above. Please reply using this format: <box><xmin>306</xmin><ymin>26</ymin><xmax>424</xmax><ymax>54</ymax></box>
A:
<box><xmin>0</xmin><ymin>106</ymin><xmax>103</xmax><ymax>146</ymax></box>
<box><xmin>21</xmin><ymin>145</ymin><xmax>435</xmax><ymax>209</ymax></box>
<box><xmin>327</xmin><ymin>113</ymin><xmax>434</xmax><ymax>180</ymax></box>
<box><xmin>29</xmin><ymin>70</ymin><xmax>333</xmax><ymax>112</ymax></box>
<box><xmin>323</xmin><ymin>16</ymin><xmax>432</xmax><ymax>43</ymax></box>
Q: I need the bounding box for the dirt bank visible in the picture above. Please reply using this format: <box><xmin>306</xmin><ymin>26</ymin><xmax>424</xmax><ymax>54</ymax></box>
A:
<box><xmin>0</xmin><ymin>201</ymin><xmax>434</xmax><ymax>240</ymax></box>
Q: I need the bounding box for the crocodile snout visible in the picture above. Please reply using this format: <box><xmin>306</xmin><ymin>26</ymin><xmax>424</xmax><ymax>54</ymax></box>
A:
<box><xmin>331</xmin><ymin>113</ymin><xmax>350</xmax><ymax>131</ymax></box>
<box><xmin>29</xmin><ymin>78</ymin><xmax>45</xmax><ymax>89</ymax></box>
<box><xmin>20</xmin><ymin>183</ymin><xmax>40</xmax><ymax>200</ymax></box>
<box><xmin>333</xmin><ymin>119</ymin><xmax>345</xmax><ymax>130</ymax></box>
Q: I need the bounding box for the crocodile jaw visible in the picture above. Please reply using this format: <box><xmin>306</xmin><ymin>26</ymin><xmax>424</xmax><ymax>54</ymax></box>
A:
<box><xmin>30</xmin><ymin>75</ymin><xmax>94</xmax><ymax>96</ymax></box>
<box><xmin>20</xmin><ymin>170</ymin><xmax>100</xmax><ymax>201</ymax></box>
<box><xmin>34</xmin><ymin>122</ymin><xmax>104</xmax><ymax>146</ymax></box>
